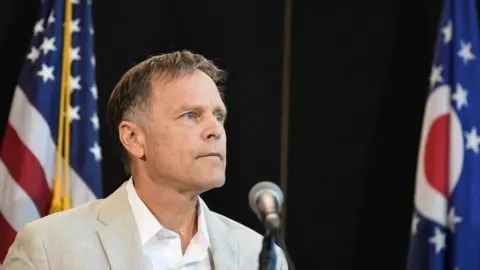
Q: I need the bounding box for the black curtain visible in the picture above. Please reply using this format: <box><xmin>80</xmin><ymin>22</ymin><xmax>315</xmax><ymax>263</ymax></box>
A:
<box><xmin>0</xmin><ymin>0</ymin><xmax>461</xmax><ymax>269</ymax></box>
<box><xmin>286</xmin><ymin>0</ymin><xmax>442</xmax><ymax>268</ymax></box>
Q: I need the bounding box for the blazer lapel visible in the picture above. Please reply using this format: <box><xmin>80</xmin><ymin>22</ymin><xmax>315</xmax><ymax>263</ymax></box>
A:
<box><xmin>201</xmin><ymin>200</ymin><xmax>239</xmax><ymax>270</ymax></box>
<box><xmin>96</xmin><ymin>183</ymin><xmax>148</xmax><ymax>270</ymax></box>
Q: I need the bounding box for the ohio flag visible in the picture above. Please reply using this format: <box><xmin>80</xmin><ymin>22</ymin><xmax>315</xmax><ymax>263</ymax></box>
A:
<box><xmin>406</xmin><ymin>0</ymin><xmax>480</xmax><ymax>269</ymax></box>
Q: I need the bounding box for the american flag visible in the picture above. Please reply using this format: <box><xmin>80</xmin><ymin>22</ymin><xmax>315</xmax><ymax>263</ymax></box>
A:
<box><xmin>0</xmin><ymin>0</ymin><xmax>102</xmax><ymax>262</ymax></box>
<box><xmin>406</xmin><ymin>0</ymin><xmax>480</xmax><ymax>269</ymax></box>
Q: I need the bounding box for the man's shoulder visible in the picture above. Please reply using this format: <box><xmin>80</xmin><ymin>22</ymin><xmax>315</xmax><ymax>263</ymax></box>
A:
<box><xmin>3</xmin><ymin>199</ymin><xmax>113</xmax><ymax>269</ymax></box>
<box><xmin>207</xmin><ymin>210</ymin><xmax>289</xmax><ymax>269</ymax></box>
<box><xmin>20</xmin><ymin>198</ymin><xmax>104</xmax><ymax>235</ymax></box>
<box><xmin>210</xmin><ymin>211</ymin><xmax>263</xmax><ymax>239</ymax></box>
<box><xmin>207</xmin><ymin>210</ymin><xmax>267</xmax><ymax>254</ymax></box>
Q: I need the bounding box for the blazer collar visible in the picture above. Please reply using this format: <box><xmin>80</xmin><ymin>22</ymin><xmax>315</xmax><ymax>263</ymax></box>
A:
<box><xmin>200</xmin><ymin>199</ymin><xmax>239</xmax><ymax>270</ymax></box>
<box><xmin>96</xmin><ymin>182</ymin><xmax>148</xmax><ymax>270</ymax></box>
<box><xmin>96</xmin><ymin>181</ymin><xmax>239</xmax><ymax>270</ymax></box>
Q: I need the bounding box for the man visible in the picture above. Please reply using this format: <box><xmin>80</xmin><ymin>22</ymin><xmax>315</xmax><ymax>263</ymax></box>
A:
<box><xmin>2</xmin><ymin>50</ymin><xmax>288</xmax><ymax>270</ymax></box>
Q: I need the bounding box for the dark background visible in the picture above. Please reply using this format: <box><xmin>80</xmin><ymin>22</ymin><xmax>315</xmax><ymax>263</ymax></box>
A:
<box><xmin>0</xmin><ymin>0</ymin><xmax>454</xmax><ymax>269</ymax></box>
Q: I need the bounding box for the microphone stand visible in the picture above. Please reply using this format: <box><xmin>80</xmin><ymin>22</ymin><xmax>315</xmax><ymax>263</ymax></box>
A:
<box><xmin>258</xmin><ymin>229</ymin><xmax>277</xmax><ymax>270</ymax></box>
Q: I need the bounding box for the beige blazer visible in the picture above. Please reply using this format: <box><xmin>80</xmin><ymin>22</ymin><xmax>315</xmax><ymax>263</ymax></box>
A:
<box><xmin>2</xmin><ymin>182</ymin><xmax>288</xmax><ymax>270</ymax></box>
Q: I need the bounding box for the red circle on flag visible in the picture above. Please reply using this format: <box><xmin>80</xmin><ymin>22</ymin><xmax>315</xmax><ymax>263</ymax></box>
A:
<box><xmin>423</xmin><ymin>113</ymin><xmax>449</xmax><ymax>198</ymax></box>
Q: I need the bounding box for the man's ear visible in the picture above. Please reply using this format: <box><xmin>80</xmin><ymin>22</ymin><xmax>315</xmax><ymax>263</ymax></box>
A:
<box><xmin>118</xmin><ymin>120</ymin><xmax>145</xmax><ymax>160</ymax></box>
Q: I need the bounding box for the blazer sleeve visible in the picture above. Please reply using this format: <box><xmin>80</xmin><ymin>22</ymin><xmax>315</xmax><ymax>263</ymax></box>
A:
<box><xmin>276</xmin><ymin>245</ymin><xmax>289</xmax><ymax>270</ymax></box>
<box><xmin>2</xmin><ymin>224</ymin><xmax>50</xmax><ymax>270</ymax></box>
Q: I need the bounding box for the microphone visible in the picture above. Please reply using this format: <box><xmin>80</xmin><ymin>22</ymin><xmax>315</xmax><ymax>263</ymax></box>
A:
<box><xmin>249</xmin><ymin>181</ymin><xmax>284</xmax><ymax>270</ymax></box>
<box><xmin>249</xmin><ymin>181</ymin><xmax>296</xmax><ymax>270</ymax></box>
<box><xmin>248</xmin><ymin>181</ymin><xmax>284</xmax><ymax>232</ymax></box>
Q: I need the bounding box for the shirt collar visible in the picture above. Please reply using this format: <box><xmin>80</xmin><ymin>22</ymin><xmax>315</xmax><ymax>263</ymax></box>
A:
<box><xmin>125</xmin><ymin>178</ymin><xmax>211</xmax><ymax>247</ymax></box>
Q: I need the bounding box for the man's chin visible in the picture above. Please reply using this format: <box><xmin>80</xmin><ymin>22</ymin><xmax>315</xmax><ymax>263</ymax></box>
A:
<box><xmin>195</xmin><ymin>174</ymin><xmax>226</xmax><ymax>192</ymax></box>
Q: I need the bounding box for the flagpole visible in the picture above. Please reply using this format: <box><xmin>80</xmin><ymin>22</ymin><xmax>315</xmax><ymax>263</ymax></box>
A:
<box><xmin>62</xmin><ymin>0</ymin><xmax>72</xmax><ymax>211</ymax></box>
<box><xmin>49</xmin><ymin>0</ymin><xmax>72</xmax><ymax>214</ymax></box>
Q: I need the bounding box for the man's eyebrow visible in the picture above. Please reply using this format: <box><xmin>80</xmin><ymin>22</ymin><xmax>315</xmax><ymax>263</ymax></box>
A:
<box><xmin>177</xmin><ymin>104</ymin><xmax>227</xmax><ymax>116</ymax></box>
<box><xmin>213</xmin><ymin>106</ymin><xmax>227</xmax><ymax>115</ymax></box>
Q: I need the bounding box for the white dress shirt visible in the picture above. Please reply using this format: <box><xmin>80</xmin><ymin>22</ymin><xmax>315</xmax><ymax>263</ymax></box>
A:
<box><xmin>126</xmin><ymin>179</ymin><xmax>212</xmax><ymax>270</ymax></box>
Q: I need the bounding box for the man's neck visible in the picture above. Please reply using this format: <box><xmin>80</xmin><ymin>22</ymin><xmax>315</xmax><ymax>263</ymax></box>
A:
<box><xmin>132</xmin><ymin>175</ymin><xmax>198</xmax><ymax>253</ymax></box>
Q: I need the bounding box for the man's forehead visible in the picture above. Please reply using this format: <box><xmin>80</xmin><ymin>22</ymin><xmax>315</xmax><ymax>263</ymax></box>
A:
<box><xmin>150</xmin><ymin>79</ymin><xmax>225</xmax><ymax>111</ymax></box>
<box><xmin>153</xmin><ymin>87</ymin><xmax>224</xmax><ymax>105</ymax></box>
<box><xmin>177</xmin><ymin>98</ymin><xmax>227</xmax><ymax>112</ymax></box>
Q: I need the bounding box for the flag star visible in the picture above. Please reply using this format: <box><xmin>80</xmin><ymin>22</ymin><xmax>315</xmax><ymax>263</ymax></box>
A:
<box><xmin>429</xmin><ymin>65</ymin><xmax>443</xmax><ymax>88</ymax></box>
<box><xmin>91</xmin><ymin>113</ymin><xmax>100</xmax><ymax>130</ymax></box>
<box><xmin>428</xmin><ymin>227</ymin><xmax>446</xmax><ymax>254</ymax></box>
<box><xmin>411</xmin><ymin>214</ymin><xmax>420</xmax><ymax>235</ymax></box>
<box><xmin>70</xmin><ymin>18</ymin><xmax>81</xmax><ymax>33</ymax></box>
<box><xmin>90</xmin><ymin>83</ymin><xmax>98</xmax><ymax>100</ymax></box>
<box><xmin>36</xmin><ymin>64</ymin><xmax>55</xmax><ymax>83</ymax></box>
<box><xmin>70</xmin><ymin>46</ymin><xmax>81</xmax><ymax>62</ymax></box>
<box><xmin>448</xmin><ymin>207</ymin><xmax>462</xmax><ymax>232</ymax></box>
<box><xmin>91</xmin><ymin>55</ymin><xmax>96</xmax><ymax>67</ymax></box>
<box><xmin>441</xmin><ymin>20</ymin><xmax>452</xmax><ymax>44</ymax></box>
<box><xmin>40</xmin><ymin>37</ymin><xmax>56</xmax><ymax>55</ymax></box>
<box><xmin>465</xmin><ymin>127</ymin><xmax>480</xmax><ymax>154</ymax></box>
<box><xmin>26</xmin><ymin>46</ymin><xmax>40</xmax><ymax>63</ymax></box>
<box><xmin>69</xmin><ymin>105</ymin><xmax>81</xmax><ymax>122</ymax></box>
<box><xmin>48</xmin><ymin>11</ymin><xmax>55</xmax><ymax>25</ymax></box>
<box><xmin>452</xmin><ymin>83</ymin><xmax>468</xmax><ymax>110</ymax></box>
<box><xmin>71</xmin><ymin>0</ymin><xmax>80</xmax><ymax>4</ymax></box>
<box><xmin>33</xmin><ymin>19</ymin><xmax>44</xmax><ymax>36</ymax></box>
<box><xmin>90</xmin><ymin>142</ymin><xmax>102</xmax><ymax>162</ymax></box>
<box><xmin>458</xmin><ymin>40</ymin><xmax>476</xmax><ymax>64</ymax></box>
<box><xmin>70</xmin><ymin>75</ymin><xmax>82</xmax><ymax>93</ymax></box>
<box><xmin>89</xmin><ymin>27</ymin><xmax>94</xmax><ymax>35</ymax></box>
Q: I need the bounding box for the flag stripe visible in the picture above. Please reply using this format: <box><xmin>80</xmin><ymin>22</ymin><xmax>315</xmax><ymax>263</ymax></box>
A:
<box><xmin>7</xmin><ymin>86</ymin><xmax>96</xmax><ymax>207</ymax></box>
<box><xmin>0</xmin><ymin>214</ymin><xmax>18</xmax><ymax>263</ymax></box>
<box><xmin>0</xmin><ymin>160</ymin><xmax>41</xmax><ymax>232</ymax></box>
<box><xmin>9</xmin><ymin>86</ymin><xmax>55</xmax><ymax>188</ymax></box>
<box><xmin>1</xmin><ymin>124</ymin><xmax>51</xmax><ymax>216</ymax></box>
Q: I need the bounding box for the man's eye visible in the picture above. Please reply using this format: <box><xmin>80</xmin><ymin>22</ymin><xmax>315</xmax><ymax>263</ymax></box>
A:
<box><xmin>184</xmin><ymin>112</ymin><xmax>196</xmax><ymax>119</ymax></box>
<box><xmin>215</xmin><ymin>113</ymin><xmax>224</xmax><ymax>121</ymax></box>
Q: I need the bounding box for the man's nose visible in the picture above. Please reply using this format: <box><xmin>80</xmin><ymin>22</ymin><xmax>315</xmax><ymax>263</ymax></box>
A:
<box><xmin>202</xmin><ymin>115</ymin><xmax>223</xmax><ymax>140</ymax></box>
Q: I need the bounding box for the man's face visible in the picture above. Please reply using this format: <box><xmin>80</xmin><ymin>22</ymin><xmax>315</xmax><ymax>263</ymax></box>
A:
<box><xmin>143</xmin><ymin>70</ymin><xmax>227</xmax><ymax>192</ymax></box>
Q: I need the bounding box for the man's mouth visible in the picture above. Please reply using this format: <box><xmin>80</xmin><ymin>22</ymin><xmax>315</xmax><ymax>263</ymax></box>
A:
<box><xmin>200</xmin><ymin>152</ymin><xmax>223</xmax><ymax>160</ymax></box>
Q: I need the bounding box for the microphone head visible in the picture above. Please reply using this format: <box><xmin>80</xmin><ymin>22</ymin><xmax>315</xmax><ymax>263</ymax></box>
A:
<box><xmin>248</xmin><ymin>181</ymin><xmax>284</xmax><ymax>217</ymax></box>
